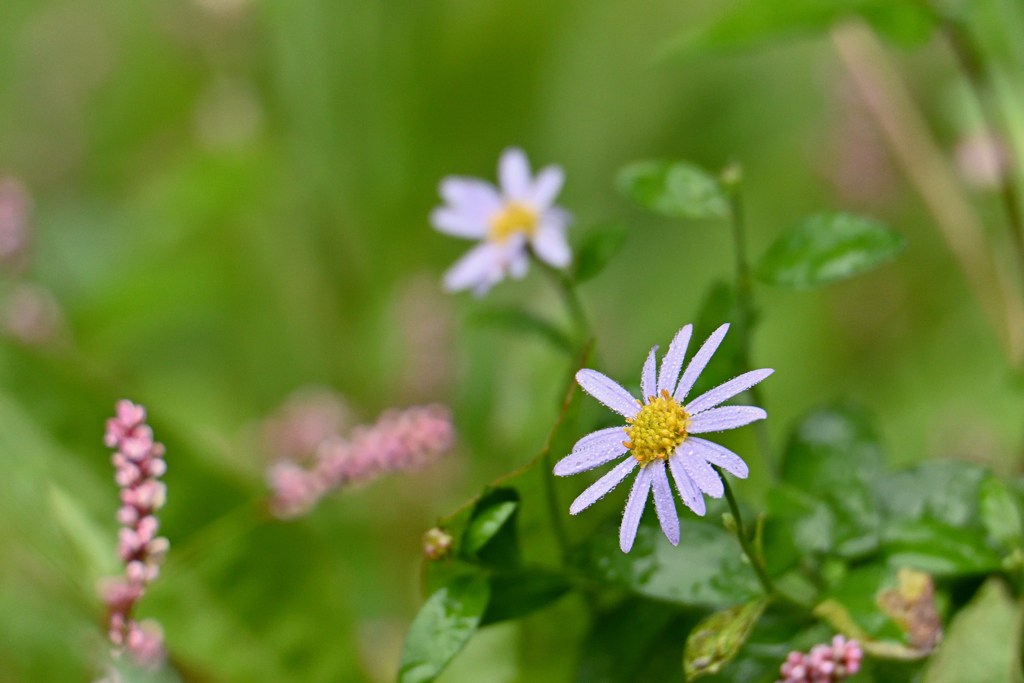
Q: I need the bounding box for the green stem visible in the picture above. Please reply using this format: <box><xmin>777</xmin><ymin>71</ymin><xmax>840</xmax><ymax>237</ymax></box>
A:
<box><xmin>536</xmin><ymin>258</ymin><xmax>593</xmax><ymax>349</ymax></box>
<box><xmin>717</xmin><ymin>466</ymin><xmax>776</xmax><ymax>597</ymax></box>
<box><xmin>724</xmin><ymin>178</ymin><xmax>776</xmax><ymax>475</ymax></box>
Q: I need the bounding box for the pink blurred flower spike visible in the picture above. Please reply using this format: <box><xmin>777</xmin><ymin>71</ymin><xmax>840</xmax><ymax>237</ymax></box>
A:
<box><xmin>98</xmin><ymin>400</ymin><xmax>168</xmax><ymax>670</ymax></box>
<box><xmin>267</xmin><ymin>403</ymin><xmax>455</xmax><ymax>519</ymax></box>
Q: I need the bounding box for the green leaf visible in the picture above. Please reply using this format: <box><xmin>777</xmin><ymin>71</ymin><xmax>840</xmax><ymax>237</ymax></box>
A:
<box><xmin>684</xmin><ymin>598</ymin><xmax>770</xmax><ymax>680</ymax></box>
<box><xmin>398</xmin><ymin>574</ymin><xmax>491</xmax><ymax>683</ymax></box>
<box><xmin>756</xmin><ymin>213</ymin><xmax>906</xmax><ymax>289</ymax></box>
<box><xmin>781</xmin><ymin>403</ymin><xmax>885</xmax><ymax>491</ymax></box>
<box><xmin>767</xmin><ymin>403</ymin><xmax>884</xmax><ymax>569</ymax></box>
<box><xmin>481</xmin><ymin>569</ymin><xmax>571</xmax><ymax>625</ymax></box>
<box><xmin>616</xmin><ymin>161</ymin><xmax>730</xmax><ymax>220</ymax></box>
<box><xmin>922</xmin><ymin>578</ymin><xmax>1024</xmax><ymax>683</ymax></box>
<box><xmin>574</xmin><ymin>518</ymin><xmax>761</xmax><ymax>608</ymax></box>
<box><xmin>572</xmin><ymin>223</ymin><xmax>629</xmax><ymax>284</ymax></box>
<box><xmin>468</xmin><ymin>307</ymin><xmax>575</xmax><ymax>354</ymax></box>
<box><xmin>873</xmin><ymin>461</ymin><xmax>989</xmax><ymax>530</ymax></box>
<box><xmin>979</xmin><ymin>477</ymin><xmax>1024</xmax><ymax>550</ymax></box>
<box><xmin>462</xmin><ymin>489</ymin><xmax>520</xmax><ymax>561</ymax></box>
<box><xmin>575</xmin><ymin>597</ymin><xmax>697</xmax><ymax>683</ymax></box>
<box><xmin>880</xmin><ymin>518</ymin><xmax>1002</xmax><ymax>577</ymax></box>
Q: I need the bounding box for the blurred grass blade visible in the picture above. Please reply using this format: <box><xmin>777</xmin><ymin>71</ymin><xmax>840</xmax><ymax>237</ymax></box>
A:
<box><xmin>47</xmin><ymin>482</ymin><xmax>118</xmax><ymax>586</ymax></box>
<box><xmin>399</xmin><ymin>574</ymin><xmax>491</xmax><ymax>683</ymax></box>
<box><xmin>659</xmin><ymin>0</ymin><xmax>936</xmax><ymax>60</ymax></box>
<box><xmin>616</xmin><ymin>161</ymin><xmax>730</xmax><ymax>220</ymax></box>
<box><xmin>468</xmin><ymin>307</ymin><xmax>575</xmax><ymax>354</ymax></box>
<box><xmin>684</xmin><ymin>598</ymin><xmax>770</xmax><ymax>680</ymax></box>
<box><xmin>756</xmin><ymin>212</ymin><xmax>906</xmax><ymax>288</ymax></box>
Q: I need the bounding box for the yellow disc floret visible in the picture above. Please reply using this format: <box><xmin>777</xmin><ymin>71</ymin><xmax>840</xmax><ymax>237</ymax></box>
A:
<box><xmin>623</xmin><ymin>389</ymin><xmax>690</xmax><ymax>466</ymax></box>
<box><xmin>488</xmin><ymin>202</ymin><xmax>538</xmax><ymax>243</ymax></box>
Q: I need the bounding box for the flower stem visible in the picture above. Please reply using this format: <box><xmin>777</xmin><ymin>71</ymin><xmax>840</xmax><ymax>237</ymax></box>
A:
<box><xmin>717</xmin><ymin>466</ymin><xmax>776</xmax><ymax>597</ymax></box>
<box><xmin>722</xmin><ymin>170</ymin><xmax>775</xmax><ymax>475</ymax></box>
<box><xmin>536</xmin><ymin>258</ymin><xmax>593</xmax><ymax>350</ymax></box>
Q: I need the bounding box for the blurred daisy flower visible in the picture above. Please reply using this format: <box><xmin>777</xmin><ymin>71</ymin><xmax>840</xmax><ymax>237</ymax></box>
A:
<box><xmin>555</xmin><ymin>324</ymin><xmax>773</xmax><ymax>552</ymax></box>
<box><xmin>431</xmin><ymin>147</ymin><xmax>571</xmax><ymax>296</ymax></box>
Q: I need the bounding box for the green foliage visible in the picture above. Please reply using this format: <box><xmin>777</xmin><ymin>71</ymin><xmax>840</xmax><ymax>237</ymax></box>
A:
<box><xmin>922</xmin><ymin>579</ymin><xmax>1024</xmax><ymax>683</ymax></box>
<box><xmin>979</xmin><ymin>477</ymin><xmax>1024</xmax><ymax>550</ymax></box>
<box><xmin>616</xmin><ymin>161</ymin><xmax>731</xmax><ymax>220</ymax></box>
<box><xmin>756</xmin><ymin>213</ymin><xmax>907</xmax><ymax>289</ymax></box>
<box><xmin>574</xmin><ymin>518</ymin><xmax>761</xmax><ymax>608</ymax></box>
<box><xmin>575</xmin><ymin>598</ymin><xmax>697</xmax><ymax>683</ymax></box>
<box><xmin>572</xmin><ymin>223</ymin><xmax>629</xmax><ymax>284</ymax></box>
<box><xmin>684</xmin><ymin>598</ymin><xmax>770</xmax><ymax>680</ymax></box>
<box><xmin>399</xmin><ymin>575</ymin><xmax>491</xmax><ymax>683</ymax></box>
<box><xmin>480</xmin><ymin>569</ymin><xmax>570</xmax><ymax>625</ymax></box>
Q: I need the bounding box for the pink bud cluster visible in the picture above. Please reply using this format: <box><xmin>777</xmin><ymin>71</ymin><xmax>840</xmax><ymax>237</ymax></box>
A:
<box><xmin>268</xmin><ymin>403</ymin><xmax>455</xmax><ymax>518</ymax></box>
<box><xmin>777</xmin><ymin>636</ymin><xmax>863</xmax><ymax>683</ymax></box>
<box><xmin>99</xmin><ymin>400</ymin><xmax>168</xmax><ymax>669</ymax></box>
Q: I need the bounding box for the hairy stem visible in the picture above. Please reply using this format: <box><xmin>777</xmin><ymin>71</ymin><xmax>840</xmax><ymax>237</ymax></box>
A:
<box><xmin>725</xmin><ymin>180</ymin><xmax>776</xmax><ymax>475</ymax></box>
<box><xmin>718</xmin><ymin>466</ymin><xmax>776</xmax><ymax>597</ymax></box>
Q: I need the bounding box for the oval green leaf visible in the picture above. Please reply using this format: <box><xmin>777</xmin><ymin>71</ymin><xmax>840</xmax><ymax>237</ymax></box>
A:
<box><xmin>684</xmin><ymin>598</ymin><xmax>770</xmax><ymax>680</ymax></box>
<box><xmin>756</xmin><ymin>213</ymin><xmax>906</xmax><ymax>288</ymax></box>
<box><xmin>616</xmin><ymin>161</ymin><xmax>730</xmax><ymax>220</ymax></box>
<box><xmin>399</xmin><ymin>574</ymin><xmax>491</xmax><ymax>683</ymax></box>
<box><xmin>463</xmin><ymin>500</ymin><xmax>518</xmax><ymax>557</ymax></box>
<box><xmin>575</xmin><ymin>518</ymin><xmax>761</xmax><ymax>607</ymax></box>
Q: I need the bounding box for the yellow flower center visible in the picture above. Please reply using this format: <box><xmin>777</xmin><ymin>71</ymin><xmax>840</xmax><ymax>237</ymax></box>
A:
<box><xmin>623</xmin><ymin>390</ymin><xmax>690</xmax><ymax>466</ymax></box>
<box><xmin>488</xmin><ymin>202</ymin><xmax>538</xmax><ymax>243</ymax></box>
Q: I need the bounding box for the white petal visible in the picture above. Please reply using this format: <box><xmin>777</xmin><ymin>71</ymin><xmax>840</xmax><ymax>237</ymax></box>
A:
<box><xmin>620</xmin><ymin>465</ymin><xmax>652</xmax><ymax>553</ymax></box>
<box><xmin>686</xmin><ymin>369</ymin><xmax>774</xmax><ymax>415</ymax></box>
<box><xmin>576</xmin><ymin>369</ymin><xmax>641</xmax><ymax>418</ymax></box>
<box><xmin>641</xmin><ymin>345</ymin><xmax>659</xmax><ymax>400</ymax></box>
<box><xmin>674</xmin><ymin>324</ymin><xmax>729</xmax><ymax>402</ymax></box>
<box><xmin>498</xmin><ymin>147</ymin><xmax>532</xmax><ymax>200</ymax></box>
<box><xmin>569</xmin><ymin>457</ymin><xmax>637</xmax><ymax>515</ymax></box>
<box><xmin>443</xmin><ymin>243</ymin><xmax>503</xmax><ymax>293</ymax></box>
<box><xmin>650</xmin><ymin>460</ymin><xmax>679</xmax><ymax>545</ymax></box>
<box><xmin>658</xmin><ymin>325</ymin><xmax>692</xmax><ymax>395</ymax></box>
<box><xmin>687</xmin><ymin>437</ymin><xmax>749</xmax><ymax>479</ymax></box>
<box><xmin>572</xmin><ymin>426</ymin><xmax>628</xmax><ymax>453</ymax></box>
<box><xmin>531</xmin><ymin>223</ymin><xmax>571</xmax><ymax>268</ymax></box>
<box><xmin>508</xmin><ymin>249</ymin><xmax>529</xmax><ymax>279</ymax></box>
<box><xmin>688</xmin><ymin>406</ymin><xmax>767</xmax><ymax>434</ymax></box>
<box><xmin>554</xmin><ymin>438</ymin><xmax>629</xmax><ymax>476</ymax></box>
<box><xmin>529</xmin><ymin>165</ymin><xmax>564</xmax><ymax>209</ymax></box>
<box><xmin>668</xmin><ymin>453</ymin><xmax>706</xmax><ymax>516</ymax></box>
<box><xmin>678</xmin><ymin>444</ymin><xmax>724</xmax><ymax>498</ymax></box>
<box><xmin>430</xmin><ymin>207</ymin><xmax>489</xmax><ymax>239</ymax></box>
<box><xmin>438</xmin><ymin>177</ymin><xmax>502</xmax><ymax>218</ymax></box>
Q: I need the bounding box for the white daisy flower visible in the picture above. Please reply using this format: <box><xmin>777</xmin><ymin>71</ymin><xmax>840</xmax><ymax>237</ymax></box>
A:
<box><xmin>554</xmin><ymin>324</ymin><xmax>773</xmax><ymax>553</ymax></box>
<box><xmin>431</xmin><ymin>147</ymin><xmax>572</xmax><ymax>296</ymax></box>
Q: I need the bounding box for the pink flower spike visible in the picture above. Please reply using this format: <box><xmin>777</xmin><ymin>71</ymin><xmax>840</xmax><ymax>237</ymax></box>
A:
<box><xmin>97</xmin><ymin>400</ymin><xmax>168</xmax><ymax>670</ymax></box>
<box><xmin>265</xmin><ymin>401</ymin><xmax>455</xmax><ymax>519</ymax></box>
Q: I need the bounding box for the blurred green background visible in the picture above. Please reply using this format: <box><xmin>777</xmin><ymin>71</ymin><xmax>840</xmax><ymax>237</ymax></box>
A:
<box><xmin>1</xmin><ymin>0</ymin><xmax>1022</xmax><ymax>680</ymax></box>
